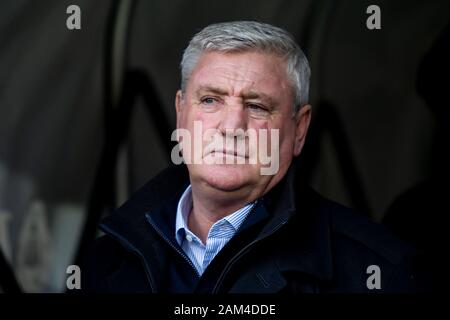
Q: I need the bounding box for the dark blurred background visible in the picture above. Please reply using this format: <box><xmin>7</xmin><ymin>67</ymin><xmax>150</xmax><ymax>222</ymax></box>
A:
<box><xmin>0</xmin><ymin>0</ymin><xmax>448</xmax><ymax>292</ymax></box>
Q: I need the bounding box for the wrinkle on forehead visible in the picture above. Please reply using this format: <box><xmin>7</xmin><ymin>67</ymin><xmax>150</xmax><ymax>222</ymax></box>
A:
<box><xmin>189</xmin><ymin>52</ymin><xmax>290</xmax><ymax>98</ymax></box>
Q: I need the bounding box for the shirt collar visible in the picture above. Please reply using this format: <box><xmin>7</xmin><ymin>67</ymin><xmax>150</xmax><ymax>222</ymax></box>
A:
<box><xmin>175</xmin><ymin>185</ymin><xmax>256</xmax><ymax>245</ymax></box>
<box><xmin>175</xmin><ymin>185</ymin><xmax>193</xmax><ymax>245</ymax></box>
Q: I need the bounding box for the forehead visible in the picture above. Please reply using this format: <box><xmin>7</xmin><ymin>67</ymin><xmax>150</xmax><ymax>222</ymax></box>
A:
<box><xmin>187</xmin><ymin>51</ymin><xmax>292</xmax><ymax>97</ymax></box>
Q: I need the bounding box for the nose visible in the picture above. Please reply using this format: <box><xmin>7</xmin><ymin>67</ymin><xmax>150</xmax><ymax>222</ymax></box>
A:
<box><xmin>218</xmin><ymin>103</ymin><xmax>247</xmax><ymax>138</ymax></box>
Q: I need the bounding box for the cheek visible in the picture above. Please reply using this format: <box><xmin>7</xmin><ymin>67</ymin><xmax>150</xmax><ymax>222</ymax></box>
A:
<box><xmin>279</xmin><ymin>128</ymin><xmax>297</xmax><ymax>162</ymax></box>
<box><xmin>251</xmin><ymin>119</ymin><xmax>293</xmax><ymax>147</ymax></box>
<box><xmin>267</xmin><ymin>120</ymin><xmax>296</xmax><ymax>159</ymax></box>
<box><xmin>181</xmin><ymin>106</ymin><xmax>210</xmax><ymax>129</ymax></box>
<box><xmin>178</xmin><ymin>105</ymin><xmax>193</xmax><ymax>129</ymax></box>
<box><xmin>249</xmin><ymin>120</ymin><xmax>269</xmax><ymax>133</ymax></box>
<box><xmin>184</xmin><ymin>109</ymin><xmax>222</xmax><ymax>148</ymax></box>
<box><xmin>190</xmin><ymin>105</ymin><xmax>222</xmax><ymax>126</ymax></box>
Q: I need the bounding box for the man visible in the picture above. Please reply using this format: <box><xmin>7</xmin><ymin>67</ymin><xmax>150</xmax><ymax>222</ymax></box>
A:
<box><xmin>82</xmin><ymin>21</ymin><xmax>419</xmax><ymax>293</ymax></box>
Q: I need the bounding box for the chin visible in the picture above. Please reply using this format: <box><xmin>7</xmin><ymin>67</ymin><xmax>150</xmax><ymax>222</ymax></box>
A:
<box><xmin>197</xmin><ymin>164</ymin><xmax>254</xmax><ymax>192</ymax></box>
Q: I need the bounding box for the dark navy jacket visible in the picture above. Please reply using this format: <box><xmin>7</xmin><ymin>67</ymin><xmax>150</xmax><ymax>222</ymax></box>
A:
<box><xmin>81</xmin><ymin>163</ymin><xmax>420</xmax><ymax>293</ymax></box>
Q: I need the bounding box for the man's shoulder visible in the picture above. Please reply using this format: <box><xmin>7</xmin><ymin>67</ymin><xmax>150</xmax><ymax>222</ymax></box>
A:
<box><xmin>322</xmin><ymin>198</ymin><xmax>415</xmax><ymax>265</ymax></box>
<box><xmin>308</xmin><ymin>194</ymin><xmax>420</xmax><ymax>292</ymax></box>
<box><xmin>82</xmin><ymin>234</ymin><xmax>133</xmax><ymax>273</ymax></box>
<box><xmin>117</xmin><ymin>165</ymin><xmax>189</xmax><ymax>214</ymax></box>
<box><xmin>79</xmin><ymin>235</ymin><xmax>129</xmax><ymax>291</ymax></box>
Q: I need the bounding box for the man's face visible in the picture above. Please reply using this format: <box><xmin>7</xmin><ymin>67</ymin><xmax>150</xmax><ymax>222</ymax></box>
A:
<box><xmin>175</xmin><ymin>51</ymin><xmax>311</xmax><ymax>201</ymax></box>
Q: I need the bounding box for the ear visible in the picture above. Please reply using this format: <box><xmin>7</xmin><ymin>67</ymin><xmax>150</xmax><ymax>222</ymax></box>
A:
<box><xmin>293</xmin><ymin>104</ymin><xmax>312</xmax><ymax>156</ymax></box>
<box><xmin>175</xmin><ymin>90</ymin><xmax>183</xmax><ymax>129</ymax></box>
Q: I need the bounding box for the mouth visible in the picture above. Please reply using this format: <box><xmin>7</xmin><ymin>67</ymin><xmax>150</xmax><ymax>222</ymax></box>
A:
<box><xmin>210</xmin><ymin>149</ymin><xmax>248</xmax><ymax>158</ymax></box>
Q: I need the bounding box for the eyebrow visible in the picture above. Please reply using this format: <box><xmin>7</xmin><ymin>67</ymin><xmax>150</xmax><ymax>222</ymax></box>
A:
<box><xmin>196</xmin><ymin>85</ymin><xmax>228</xmax><ymax>96</ymax></box>
<box><xmin>243</xmin><ymin>91</ymin><xmax>277</xmax><ymax>106</ymax></box>
<box><xmin>196</xmin><ymin>85</ymin><xmax>277</xmax><ymax>106</ymax></box>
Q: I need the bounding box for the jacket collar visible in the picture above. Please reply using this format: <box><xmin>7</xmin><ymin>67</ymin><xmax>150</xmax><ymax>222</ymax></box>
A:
<box><xmin>99</xmin><ymin>165</ymin><xmax>190</xmax><ymax>290</ymax></box>
<box><xmin>100</xmin><ymin>161</ymin><xmax>334</xmax><ymax>291</ymax></box>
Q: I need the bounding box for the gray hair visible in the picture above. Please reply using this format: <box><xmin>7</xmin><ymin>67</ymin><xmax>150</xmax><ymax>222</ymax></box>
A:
<box><xmin>180</xmin><ymin>21</ymin><xmax>311</xmax><ymax>111</ymax></box>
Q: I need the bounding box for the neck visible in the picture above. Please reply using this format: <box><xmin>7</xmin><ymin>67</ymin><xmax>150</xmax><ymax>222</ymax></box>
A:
<box><xmin>187</xmin><ymin>184</ymin><xmax>255</xmax><ymax>244</ymax></box>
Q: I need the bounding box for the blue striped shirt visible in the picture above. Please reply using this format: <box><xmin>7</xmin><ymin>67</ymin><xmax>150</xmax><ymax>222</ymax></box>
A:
<box><xmin>175</xmin><ymin>185</ymin><xmax>256</xmax><ymax>276</ymax></box>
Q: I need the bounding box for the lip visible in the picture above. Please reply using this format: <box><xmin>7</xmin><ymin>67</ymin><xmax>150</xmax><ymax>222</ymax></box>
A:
<box><xmin>211</xmin><ymin>149</ymin><xmax>248</xmax><ymax>158</ymax></box>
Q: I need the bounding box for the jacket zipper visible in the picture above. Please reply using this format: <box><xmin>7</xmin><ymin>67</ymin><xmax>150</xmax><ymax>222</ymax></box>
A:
<box><xmin>212</xmin><ymin>219</ymin><xmax>289</xmax><ymax>293</ymax></box>
<box><xmin>102</xmin><ymin>212</ymin><xmax>290</xmax><ymax>292</ymax></box>
<box><xmin>100</xmin><ymin>224</ymin><xmax>157</xmax><ymax>292</ymax></box>
<box><xmin>146</xmin><ymin>215</ymin><xmax>201</xmax><ymax>278</ymax></box>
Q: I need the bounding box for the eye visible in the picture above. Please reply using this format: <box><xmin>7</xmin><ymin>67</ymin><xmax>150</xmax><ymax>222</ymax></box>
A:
<box><xmin>248</xmin><ymin>104</ymin><xmax>262</xmax><ymax>110</ymax></box>
<box><xmin>199</xmin><ymin>96</ymin><xmax>222</xmax><ymax>112</ymax></box>
<box><xmin>201</xmin><ymin>97</ymin><xmax>217</xmax><ymax>105</ymax></box>
<box><xmin>247</xmin><ymin>103</ymin><xmax>269</xmax><ymax>114</ymax></box>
